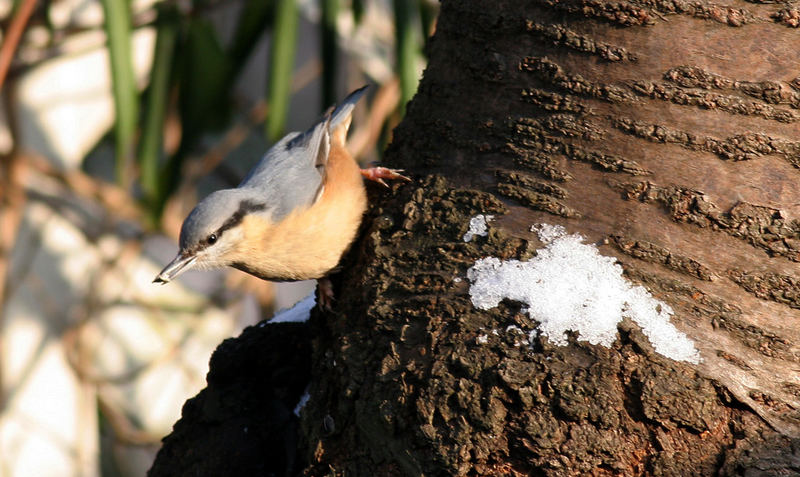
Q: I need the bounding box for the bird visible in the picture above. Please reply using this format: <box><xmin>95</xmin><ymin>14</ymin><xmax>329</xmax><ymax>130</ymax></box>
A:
<box><xmin>153</xmin><ymin>86</ymin><xmax>407</xmax><ymax>289</ymax></box>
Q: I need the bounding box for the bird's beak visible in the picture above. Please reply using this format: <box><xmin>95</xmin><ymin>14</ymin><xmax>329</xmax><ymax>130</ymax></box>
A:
<box><xmin>153</xmin><ymin>253</ymin><xmax>197</xmax><ymax>284</ymax></box>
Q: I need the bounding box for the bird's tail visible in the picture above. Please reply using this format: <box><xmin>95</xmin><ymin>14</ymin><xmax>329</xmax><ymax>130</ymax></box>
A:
<box><xmin>329</xmin><ymin>85</ymin><xmax>368</xmax><ymax>145</ymax></box>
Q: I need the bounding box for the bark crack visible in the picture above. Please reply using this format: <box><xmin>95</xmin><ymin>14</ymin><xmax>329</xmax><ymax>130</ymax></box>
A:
<box><xmin>525</xmin><ymin>20</ymin><xmax>639</xmax><ymax>61</ymax></box>
<box><xmin>523</xmin><ymin>57</ymin><xmax>800</xmax><ymax>123</ymax></box>
<box><xmin>613</xmin><ymin>117</ymin><xmax>800</xmax><ymax>168</ymax></box>
<box><xmin>611</xmin><ymin>235</ymin><xmax>716</xmax><ymax>281</ymax></box>
<box><xmin>622</xmin><ymin>181</ymin><xmax>800</xmax><ymax>262</ymax></box>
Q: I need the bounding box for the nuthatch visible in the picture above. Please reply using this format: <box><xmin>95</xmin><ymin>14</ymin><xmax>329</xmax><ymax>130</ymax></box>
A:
<box><xmin>154</xmin><ymin>86</ymin><xmax>407</xmax><ymax>285</ymax></box>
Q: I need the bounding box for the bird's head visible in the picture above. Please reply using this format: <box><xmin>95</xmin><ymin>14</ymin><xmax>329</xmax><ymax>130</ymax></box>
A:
<box><xmin>154</xmin><ymin>189</ymin><xmax>267</xmax><ymax>284</ymax></box>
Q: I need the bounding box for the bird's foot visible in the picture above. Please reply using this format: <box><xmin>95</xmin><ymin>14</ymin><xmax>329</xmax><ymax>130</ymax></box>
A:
<box><xmin>360</xmin><ymin>167</ymin><xmax>411</xmax><ymax>188</ymax></box>
<box><xmin>318</xmin><ymin>277</ymin><xmax>336</xmax><ymax>311</ymax></box>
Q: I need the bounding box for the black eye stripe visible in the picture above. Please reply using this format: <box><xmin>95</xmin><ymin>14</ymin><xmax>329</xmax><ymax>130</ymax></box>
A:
<box><xmin>212</xmin><ymin>200</ymin><xmax>268</xmax><ymax>240</ymax></box>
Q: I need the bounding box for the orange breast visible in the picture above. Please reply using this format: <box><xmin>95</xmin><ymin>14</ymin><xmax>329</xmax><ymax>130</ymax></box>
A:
<box><xmin>230</xmin><ymin>141</ymin><xmax>368</xmax><ymax>281</ymax></box>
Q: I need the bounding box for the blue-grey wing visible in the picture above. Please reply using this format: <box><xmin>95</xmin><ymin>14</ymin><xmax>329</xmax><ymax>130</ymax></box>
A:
<box><xmin>239</xmin><ymin>118</ymin><xmax>331</xmax><ymax>220</ymax></box>
<box><xmin>237</xmin><ymin>85</ymin><xmax>368</xmax><ymax>221</ymax></box>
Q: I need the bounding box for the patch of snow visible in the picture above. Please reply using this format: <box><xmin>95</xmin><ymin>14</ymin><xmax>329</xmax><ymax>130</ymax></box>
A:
<box><xmin>467</xmin><ymin>224</ymin><xmax>701</xmax><ymax>364</ymax></box>
<box><xmin>269</xmin><ymin>292</ymin><xmax>315</xmax><ymax>324</ymax></box>
<box><xmin>531</xmin><ymin>223</ymin><xmax>564</xmax><ymax>244</ymax></box>
<box><xmin>463</xmin><ymin>214</ymin><xmax>494</xmax><ymax>242</ymax></box>
<box><xmin>476</xmin><ymin>334</ymin><xmax>488</xmax><ymax>344</ymax></box>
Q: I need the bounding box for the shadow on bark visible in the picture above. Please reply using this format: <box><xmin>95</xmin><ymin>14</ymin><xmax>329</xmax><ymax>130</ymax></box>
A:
<box><xmin>148</xmin><ymin>322</ymin><xmax>310</xmax><ymax>477</ymax></box>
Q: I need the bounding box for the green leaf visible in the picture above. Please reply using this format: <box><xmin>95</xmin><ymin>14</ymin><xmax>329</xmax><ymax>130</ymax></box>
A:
<box><xmin>265</xmin><ymin>0</ymin><xmax>298</xmax><ymax>142</ymax></box>
<box><xmin>352</xmin><ymin>0</ymin><xmax>365</xmax><ymax>24</ymax></box>
<box><xmin>157</xmin><ymin>18</ymin><xmax>230</xmax><ymax>211</ymax></box>
<box><xmin>156</xmin><ymin>2</ymin><xmax>278</xmax><ymax>217</ymax></box>
<box><xmin>321</xmin><ymin>0</ymin><xmax>339</xmax><ymax>109</ymax></box>
<box><xmin>138</xmin><ymin>5</ymin><xmax>178</xmax><ymax>222</ymax></box>
<box><xmin>100</xmin><ymin>0</ymin><xmax>138</xmax><ymax>187</ymax></box>
<box><xmin>178</xmin><ymin>18</ymin><xmax>231</xmax><ymax>138</ymax></box>
<box><xmin>392</xmin><ymin>0</ymin><xmax>420</xmax><ymax>115</ymax></box>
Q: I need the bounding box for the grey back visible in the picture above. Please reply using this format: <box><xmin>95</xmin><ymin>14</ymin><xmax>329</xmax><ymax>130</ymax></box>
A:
<box><xmin>237</xmin><ymin>86</ymin><xmax>368</xmax><ymax>222</ymax></box>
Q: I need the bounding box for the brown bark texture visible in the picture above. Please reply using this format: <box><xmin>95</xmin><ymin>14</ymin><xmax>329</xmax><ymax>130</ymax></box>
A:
<box><xmin>150</xmin><ymin>0</ymin><xmax>800</xmax><ymax>475</ymax></box>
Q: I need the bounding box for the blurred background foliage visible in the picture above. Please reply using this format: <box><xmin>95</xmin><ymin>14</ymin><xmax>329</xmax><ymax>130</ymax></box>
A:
<box><xmin>52</xmin><ymin>0</ymin><xmax>429</xmax><ymax>223</ymax></box>
<box><xmin>0</xmin><ymin>0</ymin><xmax>435</xmax><ymax>475</ymax></box>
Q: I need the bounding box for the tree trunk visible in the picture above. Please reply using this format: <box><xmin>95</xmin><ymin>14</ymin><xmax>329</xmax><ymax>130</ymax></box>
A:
<box><xmin>303</xmin><ymin>0</ymin><xmax>800</xmax><ymax>475</ymax></box>
<box><xmin>151</xmin><ymin>0</ymin><xmax>800</xmax><ymax>475</ymax></box>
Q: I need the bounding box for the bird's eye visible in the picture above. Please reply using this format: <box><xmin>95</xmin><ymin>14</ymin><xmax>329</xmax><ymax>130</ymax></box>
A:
<box><xmin>207</xmin><ymin>233</ymin><xmax>217</xmax><ymax>245</ymax></box>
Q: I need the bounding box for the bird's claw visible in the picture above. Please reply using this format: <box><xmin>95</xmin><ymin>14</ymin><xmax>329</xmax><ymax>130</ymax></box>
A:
<box><xmin>361</xmin><ymin>167</ymin><xmax>411</xmax><ymax>187</ymax></box>
<box><xmin>318</xmin><ymin>277</ymin><xmax>336</xmax><ymax>311</ymax></box>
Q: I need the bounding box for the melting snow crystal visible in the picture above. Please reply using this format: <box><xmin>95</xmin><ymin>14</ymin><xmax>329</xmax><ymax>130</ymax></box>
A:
<box><xmin>467</xmin><ymin>224</ymin><xmax>701</xmax><ymax>364</ymax></box>
<box><xmin>463</xmin><ymin>215</ymin><xmax>494</xmax><ymax>242</ymax></box>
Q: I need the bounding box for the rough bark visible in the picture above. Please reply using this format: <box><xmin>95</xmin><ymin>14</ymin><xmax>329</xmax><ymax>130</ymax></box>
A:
<box><xmin>303</xmin><ymin>0</ymin><xmax>800</xmax><ymax>474</ymax></box>
<box><xmin>150</xmin><ymin>0</ymin><xmax>800</xmax><ymax>475</ymax></box>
